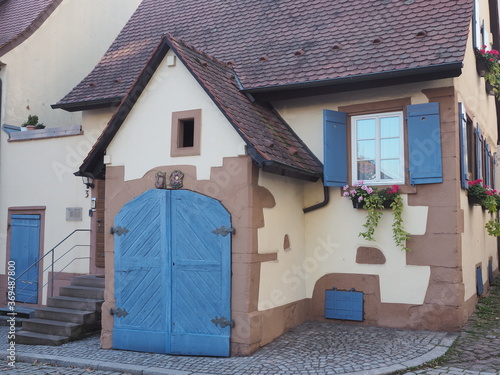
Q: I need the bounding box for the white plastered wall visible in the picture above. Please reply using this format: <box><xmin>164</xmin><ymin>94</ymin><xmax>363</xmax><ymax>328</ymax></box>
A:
<box><xmin>455</xmin><ymin>5</ymin><xmax>499</xmax><ymax>302</ymax></box>
<box><xmin>106</xmin><ymin>50</ymin><xmax>246</xmax><ymax>181</ymax></box>
<box><xmin>257</xmin><ymin>80</ymin><xmax>464</xmax><ymax>310</ymax></box>
<box><xmin>0</xmin><ymin>0</ymin><xmax>140</xmax><ymax>303</ymax></box>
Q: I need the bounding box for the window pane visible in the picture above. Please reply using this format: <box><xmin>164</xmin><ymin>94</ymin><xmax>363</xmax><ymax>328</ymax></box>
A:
<box><xmin>381</xmin><ymin>139</ymin><xmax>400</xmax><ymax>159</ymax></box>
<box><xmin>357</xmin><ymin>140</ymin><xmax>376</xmax><ymax>160</ymax></box>
<box><xmin>380</xmin><ymin>159</ymin><xmax>400</xmax><ymax>180</ymax></box>
<box><xmin>357</xmin><ymin>119</ymin><xmax>376</xmax><ymax>139</ymax></box>
<box><xmin>380</xmin><ymin>116</ymin><xmax>400</xmax><ymax>138</ymax></box>
<box><xmin>357</xmin><ymin>160</ymin><xmax>376</xmax><ymax>181</ymax></box>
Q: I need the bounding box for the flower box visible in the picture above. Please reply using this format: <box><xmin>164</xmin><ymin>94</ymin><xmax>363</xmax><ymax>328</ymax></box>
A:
<box><xmin>476</xmin><ymin>56</ymin><xmax>488</xmax><ymax>77</ymax></box>
<box><xmin>352</xmin><ymin>200</ymin><xmax>393</xmax><ymax>209</ymax></box>
<box><xmin>467</xmin><ymin>194</ymin><xmax>483</xmax><ymax>207</ymax></box>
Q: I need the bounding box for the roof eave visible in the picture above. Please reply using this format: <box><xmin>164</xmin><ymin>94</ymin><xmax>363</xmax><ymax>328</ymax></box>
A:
<box><xmin>242</xmin><ymin>62</ymin><xmax>463</xmax><ymax>95</ymax></box>
<box><xmin>51</xmin><ymin>97</ymin><xmax>124</xmax><ymax>112</ymax></box>
<box><xmin>247</xmin><ymin>146</ymin><xmax>321</xmax><ymax>182</ymax></box>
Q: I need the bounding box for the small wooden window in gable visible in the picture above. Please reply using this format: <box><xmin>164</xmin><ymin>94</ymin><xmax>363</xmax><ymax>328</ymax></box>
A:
<box><xmin>171</xmin><ymin>109</ymin><xmax>202</xmax><ymax>157</ymax></box>
<box><xmin>179</xmin><ymin>119</ymin><xmax>195</xmax><ymax>148</ymax></box>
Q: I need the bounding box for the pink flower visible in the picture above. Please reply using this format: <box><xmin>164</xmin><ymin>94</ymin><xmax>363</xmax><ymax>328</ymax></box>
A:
<box><xmin>343</xmin><ymin>192</ymin><xmax>350</xmax><ymax>197</ymax></box>
<box><xmin>343</xmin><ymin>185</ymin><xmax>349</xmax><ymax>191</ymax></box>
<box><xmin>358</xmin><ymin>196</ymin><xmax>363</xmax><ymax>202</ymax></box>
<box><xmin>366</xmin><ymin>187</ymin><xmax>373</xmax><ymax>194</ymax></box>
<box><xmin>350</xmin><ymin>190</ymin><xmax>356</xmax><ymax>196</ymax></box>
<box><xmin>388</xmin><ymin>185</ymin><xmax>400</xmax><ymax>194</ymax></box>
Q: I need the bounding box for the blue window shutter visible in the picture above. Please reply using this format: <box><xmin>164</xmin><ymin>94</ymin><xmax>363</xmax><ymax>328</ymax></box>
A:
<box><xmin>475</xmin><ymin>125</ymin><xmax>483</xmax><ymax>181</ymax></box>
<box><xmin>459</xmin><ymin>103</ymin><xmax>469</xmax><ymax>189</ymax></box>
<box><xmin>484</xmin><ymin>141</ymin><xmax>491</xmax><ymax>186</ymax></box>
<box><xmin>493</xmin><ymin>154</ymin><xmax>497</xmax><ymax>189</ymax></box>
<box><xmin>407</xmin><ymin>103</ymin><xmax>443</xmax><ymax>185</ymax></box>
<box><xmin>323</xmin><ymin>109</ymin><xmax>347</xmax><ymax>186</ymax></box>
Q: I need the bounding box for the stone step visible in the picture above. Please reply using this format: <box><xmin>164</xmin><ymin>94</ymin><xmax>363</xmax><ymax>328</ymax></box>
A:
<box><xmin>0</xmin><ymin>306</ymin><xmax>35</xmax><ymax>319</ymax></box>
<box><xmin>15</xmin><ymin>330</ymin><xmax>71</xmax><ymax>346</ymax></box>
<box><xmin>22</xmin><ymin>318</ymin><xmax>83</xmax><ymax>337</ymax></box>
<box><xmin>59</xmin><ymin>285</ymin><xmax>104</xmax><ymax>300</ymax></box>
<box><xmin>35</xmin><ymin>306</ymin><xmax>99</xmax><ymax>325</ymax></box>
<box><xmin>71</xmin><ymin>275</ymin><xmax>105</xmax><ymax>289</ymax></box>
<box><xmin>0</xmin><ymin>315</ymin><xmax>26</xmax><ymax>327</ymax></box>
<box><xmin>47</xmin><ymin>296</ymin><xmax>103</xmax><ymax>312</ymax></box>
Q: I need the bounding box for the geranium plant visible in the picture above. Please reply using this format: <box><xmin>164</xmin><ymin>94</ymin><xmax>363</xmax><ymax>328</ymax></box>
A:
<box><xmin>475</xmin><ymin>46</ymin><xmax>500</xmax><ymax>98</ymax></box>
<box><xmin>343</xmin><ymin>182</ymin><xmax>410</xmax><ymax>251</ymax></box>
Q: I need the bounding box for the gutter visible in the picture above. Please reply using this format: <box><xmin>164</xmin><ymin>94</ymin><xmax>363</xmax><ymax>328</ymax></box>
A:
<box><xmin>241</xmin><ymin>62</ymin><xmax>463</xmax><ymax>94</ymax></box>
<box><xmin>303</xmin><ymin>184</ymin><xmax>330</xmax><ymax>213</ymax></box>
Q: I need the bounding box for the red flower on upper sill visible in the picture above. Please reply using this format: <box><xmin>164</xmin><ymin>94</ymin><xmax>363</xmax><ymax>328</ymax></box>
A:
<box><xmin>468</xmin><ymin>179</ymin><xmax>483</xmax><ymax>186</ymax></box>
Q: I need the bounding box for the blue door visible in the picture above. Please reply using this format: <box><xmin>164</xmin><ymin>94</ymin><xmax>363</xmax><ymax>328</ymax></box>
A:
<box><xmin>10</xmin><ymin>214</ymin><xmax>41</xmax><ymax>304</ymax></box>
<box><xmin>113</xmin><ymin>189</ymin><xmax>232</xmax><ymax>356</ymax></box>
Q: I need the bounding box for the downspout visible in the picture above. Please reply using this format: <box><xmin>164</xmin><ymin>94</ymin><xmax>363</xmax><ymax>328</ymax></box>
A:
<box><xmin>303</xmin><ymin>183</ymin><xmax>330</xmax><ymax>213</ymax></box>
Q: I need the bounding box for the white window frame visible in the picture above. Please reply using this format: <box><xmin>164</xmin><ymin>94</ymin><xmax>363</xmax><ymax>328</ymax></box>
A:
<box><xmin>351</xmin><ymin>111</ymin><xmax>405</xmax><ymax>186</ymax></box>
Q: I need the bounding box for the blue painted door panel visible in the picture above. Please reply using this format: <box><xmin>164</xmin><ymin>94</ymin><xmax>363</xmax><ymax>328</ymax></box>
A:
<box><xmin>113</xmin><ymin>190</ymin><xmax>170</xmax><ymax>353</ymax></box>
<box><xmin>113</xmin><ymin>189</ymin><xmax>231</xmax><ymax>356</ymax></box>
<box><xmin>170</xmin><ymin>190</ymin><xmax>231</xmax><ymax>356</ymax></box>
<box><xmin>10</xmin><ymin>215</ymin><xmax>40</xmax><ymax>304</ymax></box>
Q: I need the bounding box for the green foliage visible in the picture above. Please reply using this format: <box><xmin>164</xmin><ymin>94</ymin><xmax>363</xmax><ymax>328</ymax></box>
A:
<box><xmin>467</xmin><ymin>179</ymin><xmax>500</xmax><ymax>236</ymax></box>
<box><xmin>391</xmin><ymin>194</ymin><xmax>410</xmax><ymax>251</ymax></box>
<box><xmin>344</xmin><ymin>182</ymin><xmax>410</xmax><ymax>251</ymax></box>
<box><xmin>476</xmin><ymin>47</ymin><xmax>500</xmax><ymax>98</ymax></box>
<box><xmin>485</xmin><ymin>218</ymin><xmax>500</xmax><ymax>236</ymax></box>
<box><xmin>359</xmin><ymin>193</ymin><xmax>384</xmax><ymax>242</ymax></box>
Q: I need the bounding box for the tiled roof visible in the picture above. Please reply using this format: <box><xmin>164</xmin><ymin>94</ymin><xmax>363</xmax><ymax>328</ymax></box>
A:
<box><xmin>78</xmin><ymin>36</ymin><xmax>323</xmax><ymax>180</ymax></box>
<box><xmin>56</xmin><ymin>0</ymin><xmax>473</xmax><ymax>108</ymax></box>
<box><xmin>0</xmin><ymin>0</ymin><xmax>62</xmax><ymax>56</ymax></box>
<box><xmin>168</xmin><ymin>36</ymin><xmax>323</xmax><ymax>179</ymax></box>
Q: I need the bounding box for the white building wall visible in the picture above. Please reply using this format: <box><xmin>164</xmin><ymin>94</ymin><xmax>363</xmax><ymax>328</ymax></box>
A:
<box><xmin>106</xmin><ymin>50</ymin><xmax>246</xmax><ymax>181</ymax></box>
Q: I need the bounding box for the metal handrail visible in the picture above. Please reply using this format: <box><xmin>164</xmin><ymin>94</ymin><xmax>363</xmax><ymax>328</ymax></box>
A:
<box><xmin>14</xmin><ymin>229</ymin><xmax>91</xmax><ymax>304</ymax></box>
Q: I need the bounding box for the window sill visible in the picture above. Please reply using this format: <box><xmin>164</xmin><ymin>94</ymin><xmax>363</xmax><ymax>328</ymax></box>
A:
<box><xmin>5</xmin><ymin>124</ymin><xmax>82</xmax><ymax>142</ymax></box>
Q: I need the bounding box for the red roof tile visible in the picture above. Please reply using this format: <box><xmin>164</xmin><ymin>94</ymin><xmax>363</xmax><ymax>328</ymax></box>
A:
<box><xmin>55</xmin><ymin>0</ymin><xmax>473</xmax><ymax>108</ymax></box>
<box><xmin>0</xmin><ymin>0</ymin><xmax>62</xmax><ymax>56</ymax></box>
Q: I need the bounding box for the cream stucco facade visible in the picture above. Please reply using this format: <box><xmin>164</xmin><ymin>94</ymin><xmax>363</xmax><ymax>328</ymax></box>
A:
<box><xmin>106</xmin><ymin>50</ymin><xmax>247</xmax><ymax>182</ymax></box>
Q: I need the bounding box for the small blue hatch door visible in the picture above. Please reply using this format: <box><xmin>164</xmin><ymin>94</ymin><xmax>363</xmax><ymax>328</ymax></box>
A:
<box><xmin>325</xmin><ymin>288</ymin><xmax>363</xmax><ymax>321</ymax></box>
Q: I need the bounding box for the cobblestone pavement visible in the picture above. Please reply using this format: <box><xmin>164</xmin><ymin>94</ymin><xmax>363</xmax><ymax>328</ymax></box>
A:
<box><xmin>399</xmin><ymin>278</ymin><xmax>500</xmax><ymax>375</ymax></box>
<box><xmin>2</xmin><ymin>278</ymin><xmax>500</xmax><ymax>375</ymax></box>
<box><xmin>0</xmin><ymin>322</ymin><xmax>454</xmax><ymax>375</ymax></box>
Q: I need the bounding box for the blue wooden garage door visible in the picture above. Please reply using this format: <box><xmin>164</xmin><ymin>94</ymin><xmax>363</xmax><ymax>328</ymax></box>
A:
<box><xmin>113</xmin><ymin>189</ymin><xmax>231</xmax><ymax>356</ymax></box>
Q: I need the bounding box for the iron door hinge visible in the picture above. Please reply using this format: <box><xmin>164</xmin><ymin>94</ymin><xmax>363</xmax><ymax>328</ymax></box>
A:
<box><xmin>211</xmin><ymin>316</ymin><xmax>234</xmax><ymax>328</ymax></box>
<box><xmin>110</xmin><ymin>226</ymin><xmax>129</xmax><ymax>236</ymax></box>
<box><xmin>110</xmin><ymin>307</ymin><xmax>129</xmax><ymax>318</ymax></box>
<box><xmin>212</xmin><ymin>225</ymin><xmax>235</xmax><ymax>237</ymax></box>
